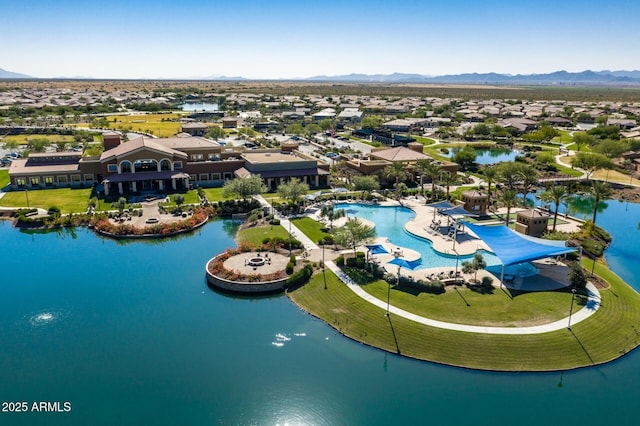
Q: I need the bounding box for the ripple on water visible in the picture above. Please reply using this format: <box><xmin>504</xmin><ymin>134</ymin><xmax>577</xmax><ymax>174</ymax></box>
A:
<box><xmin>28</xmin><ymin>310</ymin><xmax>65</xmax><ymax>328</ymax></box>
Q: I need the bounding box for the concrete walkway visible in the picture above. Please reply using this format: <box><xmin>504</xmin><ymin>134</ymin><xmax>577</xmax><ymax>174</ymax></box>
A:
<box><xmin>256</xmin><ymin>195</ymin><xmax>602</xmax><ymax>335</ymax></box>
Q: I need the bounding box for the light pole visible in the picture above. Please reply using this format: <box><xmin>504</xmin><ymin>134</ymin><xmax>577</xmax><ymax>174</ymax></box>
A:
<box><xmin>567</xmin><ymin>287</ymin><xmax>577</xmax><ymax>330</ymax></box>
<box><xmin>387</xmin><ymin>250</ymin><xmax>402</xmax><ymax>316</ymax></box>
<box><xmin>322</xmin><ymin>239</ymin><xmax>327</xmax><ymax>290</ymax></box>
<box><xmin>288</xmin><ymin>213</ymin><xmax>293</xmax><ymax>256</ymax></box>
<box><xmin>25</xmin><ymin>187</ymin><xmax>30</xmax><ymax>209</ymax></box>
<box><xmin>454</xmin><ymin>248</ymin><xmax>460</xmax><ymax>287</ymax></box>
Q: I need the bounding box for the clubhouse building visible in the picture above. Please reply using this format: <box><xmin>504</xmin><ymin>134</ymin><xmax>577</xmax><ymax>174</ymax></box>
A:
<box><xmin>8</xmin><ymin>132</ymin><xmax>329</xmax><ymax>195</ymax></box>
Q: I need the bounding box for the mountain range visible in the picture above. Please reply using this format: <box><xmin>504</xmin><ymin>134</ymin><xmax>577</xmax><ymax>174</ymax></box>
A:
<box><xmin>2</xmin><ymin>67</ymin><xmax>640</xmax><ymax>85</ymax></box>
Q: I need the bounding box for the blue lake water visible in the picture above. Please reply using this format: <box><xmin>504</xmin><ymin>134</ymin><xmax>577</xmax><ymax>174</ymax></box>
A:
<box><xmin>1</xmin><ymin>202</ymin><xmax>640</xmax><ymax>425</ymax></box>
<box><xmin>440</xmin><ymin>147</ymin><xmax>521</xmax><ymax>165</ymax></box>
<box><xmin>181</xmin><ymin>102</ymin><xmax>219</xmax><ymax>112</ymax></box>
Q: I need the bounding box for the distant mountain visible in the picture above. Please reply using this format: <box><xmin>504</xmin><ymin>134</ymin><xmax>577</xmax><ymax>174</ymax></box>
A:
<box><xmin>200</xmin><ymin>74</ymin><xmax>248</xmax><ymax>81</ymax></box>
<box><xmin>0</xmin><ymin>68</ymin><xmax>32</xmax><ymax>79</ymax></box>
<box><xmin>305</xmin><ymin>70</ymin><xmax>640</xmax><ymax>85</ymax></box>
<box><xmin>308</xmin><ymin>72</ymin><xmax>432</xmax><ymax>83</ymax></box>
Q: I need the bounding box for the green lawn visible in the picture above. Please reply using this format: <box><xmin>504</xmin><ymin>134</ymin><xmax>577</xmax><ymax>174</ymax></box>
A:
<box><xmin>0</xmin><ymin>169</ymin><xmax>9</xmax><ymax>188</ymax></box>
<box><xmin>0</xmin><ymin>188</ymin><xmax>92</xmax><ymax>213</ymax></box>
<box><xmin>291</xmin><ymin>217</ymin><xmax>331</xmax><ymax>244</ymax></box>
<box><xmin>237</xmin><ymin>224</ymin><xmax>290</xmax><ymax>246</ymax></box>
<box><xmin>201</xmin><ymin>187</ymin><xmax>236</xmax><ymax>202</ymax></box>
<box><xmin>360</xmin><ymin>278</ymin><xmax>577</xmax><ymax>327</ymax></box>
<box><xmin>288</xmin><ymin>267</ymin><xmax>640</xmax><ymax>371</ymax></box>
<box><xmin>565</xmin><ymin>143</ymin><xmax>592</xmax><ymax>152</ymax></box>
<box><xmin>552</xmin><ymin>130</ymin><xmax>573</xmax><ymax>144</ymax></box>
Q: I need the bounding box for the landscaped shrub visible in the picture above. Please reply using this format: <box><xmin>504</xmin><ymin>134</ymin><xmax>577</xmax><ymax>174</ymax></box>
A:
<box><xmin>285</xmin><ymin>262</ymin><xmax>294</xmax><ymax>275</ymax></box>
<box><xmin>481</xmin><ymin>276</ymin><xmax>494</xmax><ymax>287</ymax></box>
<box><xmin>270</xmin><ymin>218</ymin><xmax>280</xmax><ymax>225</ymax></box>
<box><xmin>335</xmin><ymin>255</ymin><xmax>345</xmax><ymax>266</ymax></box>
<box><xmin>289</xmin><ymin>255</ymin><xmax>296</xmax><ymax>266</ymax></box>
<box><xmin>47</xmin><ymin>206</ymin><xmax>61</xmax><ymax>215</ymax></box>
<box><xmin>285</xmin><ymin>264</ymin><xmax>313</xmax><ymax>289</ymax></box>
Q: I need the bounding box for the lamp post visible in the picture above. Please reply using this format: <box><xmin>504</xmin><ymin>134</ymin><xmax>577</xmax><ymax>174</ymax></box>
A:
<box><xmin>567</xmin><ymin>287</ymin><xmax>577</xmax><ymax>330</ymax></box>
<box><xmin>322</xmin><ymin>239</ymin><xmax>327</xmax><ymax>290</ymax></box>
<box><xmin>454</xmin><ymin>248</ymin><xmax>460</xmax><ymax>287</ymax></box>
<box><xmin>387</xmin><ymin>250</ymin><xmax>402</xmax><ymax>316</ymax></box>
<box><xmin>25</xmin><ymin>187</ymin><xmax>30</xmax><ymax>209</ymax></box>
<box><xmin>288</xmin><ymin>213</ymin><xmax>293</xmax><ymax>256</ymax></box>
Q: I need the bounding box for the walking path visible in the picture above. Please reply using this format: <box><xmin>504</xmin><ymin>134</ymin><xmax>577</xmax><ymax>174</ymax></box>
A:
<box><xmin>255</xmin><ymin>195</ymin><xmax>602</xmax><ymax>335</ymax></box>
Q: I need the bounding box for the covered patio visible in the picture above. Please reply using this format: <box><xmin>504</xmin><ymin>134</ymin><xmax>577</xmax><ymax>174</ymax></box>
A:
<box><xmin>463</xmin><ymin>221</ymin><xmax>577</xmax><ymax>291</ymax></box>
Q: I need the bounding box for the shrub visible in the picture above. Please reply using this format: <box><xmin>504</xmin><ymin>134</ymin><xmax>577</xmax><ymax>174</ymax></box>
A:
<box><xmin>285</xmin><ymin>264</ymin><xmax>313</xmax><ymax>289</ymax></box>
<box><xmin>289</xmin><ymin>255</ymin><xmax>297</xmax><ymax>265</ymax></box>
<box><xmin>262</xmin><ymin>237</ymin><xmax>271</xmax><ymax>245</ymax></box>
<box><xmin>47</xmin><ymin>206</ymin><xmax>61</xmax><ymax>215</ymax></box>
<box><xmin>481</xmin><ymin>276</ymin><xmax>494</xmax><ymax>287</ymax></box>
<box><xmin>285</xmin><ymin>262</ymin><xmax>295</xmax><ymax>275</ymax></box>
<box><xmin>335</xmin><ymin>255</ymin><xmax>345</xmax><ymax>266</ymax></box>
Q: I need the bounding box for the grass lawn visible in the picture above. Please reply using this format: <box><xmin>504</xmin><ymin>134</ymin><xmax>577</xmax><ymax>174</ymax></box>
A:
<box><xmin>237</xmin><ymin>224</ymin><xmax>290</xmax><ymax>246</ymax></box>
<box><xmin>0</xmin><ymin>169</ymin><xmax>9</xmax><ymax>188</ymax></box>
<box><xmin>552</xmin><ymin>130</ymin><xmax>573</xmax><ymax>144</ymax></box>
<box><xmin>359</xmin><ymin>278</ymin><xmax>578</xmax><ymax>327</ymax></box>
<box><xmin>413</xmin><ymin>136</ymin><xmax>436</xmax><ymax>146</ymax></box>
<box><xmin>291</xmin><ymin>217</ymin><xmax>331</xmax><ymax>244</ymax></box>
<box><xmin>288</xmin><ymin>268</ymin><xmax>640</xmax><ymax>371</ymax></box>
<box><xmin>0</xmin><ymin>188</ymin><xmax>92</xmax><ymax>213</ymax></box>
<box><xmin>201</xmin><ymin>187</ymin><xmax>237</xmax><ymax>202</ymax></box>
<box><xmin>1</xmin><ymin>134</ymin><xmax>76</xmax><ymax>145</ymax></box>
<box><xmin>565</xmin><ymin>143</ymin><xmax>592</xmax><ymax>152</ymax></box>
<box><xmin>92</xmin><ymin>112</ymin><xmax>187</xmax><ymax>137</ymax></box>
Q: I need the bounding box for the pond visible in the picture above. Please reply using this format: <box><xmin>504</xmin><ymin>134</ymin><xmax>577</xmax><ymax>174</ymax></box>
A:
<box><xmin>440</xmin><ymin>147</ymin><xmax>522</xmax><ymax>165</ymax></box>
<box><xmin>181</xmin><ymin>102</ymin><xmax>219</xmax><ymax>112</ymax></box>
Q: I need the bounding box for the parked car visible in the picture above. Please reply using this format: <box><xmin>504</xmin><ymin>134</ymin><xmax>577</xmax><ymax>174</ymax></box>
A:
<box><xmin>325</xmin><ymin>152</ymin><xmax>339</xmax><ymax>158</ymax></box>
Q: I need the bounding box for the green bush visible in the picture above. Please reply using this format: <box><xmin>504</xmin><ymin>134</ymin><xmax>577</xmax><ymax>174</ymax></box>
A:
<box><xmin>285</xmin><ymin>264</ymin><xmax>313</xmax><ymax>289</ymax></box>
<box><xmin>47</xmin><ymin>206</ymin><xmax>61</xmax><ymax>215</ymax></box>
<box><xmin>335</xmin><ymin>255</ymin><xmax>345</xmax><ymax>266</ymax></box>
<box><xmin>481</xmin><ymin>276</ymin><xmax>494</xmax><ymax>287</ymax></box>
<box><xmin>285</xmin><ymin>262</ymin><xmax>294</xmax><ymax>275</ymax></box>
<box><xmin>262</xmin><ymin>237</ymin><xmax>271</xmax><ymax>245</ymax></box>
<box><xmin>289</xmin><ymin>255</ymin><xmax>297</xmax><ymax>266</ymax></box>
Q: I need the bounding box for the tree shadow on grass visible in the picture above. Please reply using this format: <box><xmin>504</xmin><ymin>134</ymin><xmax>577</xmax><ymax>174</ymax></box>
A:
<box><xmin>465</xmin><ymin>282</ymin><xmax>494</xmax><ymax>295</ymax></box>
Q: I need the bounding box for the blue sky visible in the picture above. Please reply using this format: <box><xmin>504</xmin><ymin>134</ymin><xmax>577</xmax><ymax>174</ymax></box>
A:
<box><xmin>2</xmin><ymin>0</ymin><xmax>639</xmax><ymax>79</ymax></box>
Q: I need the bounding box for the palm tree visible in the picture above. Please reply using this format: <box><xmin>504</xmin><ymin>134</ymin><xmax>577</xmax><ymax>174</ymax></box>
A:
<box><xmin>382</xmin><ymin>162</ymin><xmax>408</xmax><ymax>199</ymax></box>
<box><xmin>518</xmin><ymin>165</ymin><xmax>538</xmax><ymax>206</ymax></box>
<box><xmin>414</xmin><ymin>159</ymin><xmax>432</xmax><ymax>195</ymax></box>
<box><xmin>482</xmin><ymin>165</ymin><xmax>498</xmax><ymax>206</ymax></box>
<box><xmin>539</xmin><ymin>185</ymin><xmax>568</xmax><ymax>232</ymax></box>
<box><xmin>440</xmin><ymin>171</ymin><xmax>457</xmax><ymax>200</ymax></box>
<box><xmin>424</xmin><ymin>161</ymin><xmax>442</xmax><ymax>201</ymax></box>
<box><xmin>590</xmin><ymin>181</ymin><xmax>612</xmax><ymax>225</ymax></box>
<box><xmin>499</xmin><ymin>189</ymin><xmax>518</xmax><ymax>226</ymax></box>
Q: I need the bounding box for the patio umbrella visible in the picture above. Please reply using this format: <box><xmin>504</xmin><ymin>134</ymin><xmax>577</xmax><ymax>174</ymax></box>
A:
<box><xmin>365</xmin><ymin>244</ymin><xmax>389</xmax><ymax>255</ymax></box>
<box><xmin>387</xmin><ymin>256</ymin><xmax>419</xmax><ymax>271</ymax></box>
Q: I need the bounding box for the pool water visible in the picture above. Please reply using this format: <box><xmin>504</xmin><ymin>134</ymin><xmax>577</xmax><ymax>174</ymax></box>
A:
<box><xmin>334</xmin><ymin>203</ymin><xmax>502</xmax><ymax>269</ymax></box>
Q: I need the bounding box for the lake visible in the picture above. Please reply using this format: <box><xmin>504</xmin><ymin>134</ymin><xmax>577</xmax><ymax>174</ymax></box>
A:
<box><xmin>441</xmin><ymin>147</ymin><xmax>522</xmax><ymax>165</ymax></box>
<box><xmin>1</xmin><ymin>202</ymin><xmax>640</xmax><ymax>425</ymax></box>
<box><xmin>181</xmin><ymin>102</ymin><xmax>219</xmax><ymax>112</ymax></box>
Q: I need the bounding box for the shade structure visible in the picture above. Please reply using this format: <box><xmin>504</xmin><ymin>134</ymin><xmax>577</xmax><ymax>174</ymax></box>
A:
<box><xmin>365</xmin><ymin>244</ymin><xmax>389</xmax><ymax>255</ymax></box>
<box><xmin>440</xmin><ymin>206</ymin><xmax>477</xmax><ymax>218</ymax></box>
<box><xmin>427</xmin><ymin>200</ymin><xmax>455</xmax><ymax>210</ymax></box>
<box><xmin>387</xmin><ymin>257</ymin><xmax>421</xmax><ymax>270</ymax></box>
<box><xmin>462</xmin><ymin>221</ymin><xmax>576</xmax><ymax>266</ymax></box>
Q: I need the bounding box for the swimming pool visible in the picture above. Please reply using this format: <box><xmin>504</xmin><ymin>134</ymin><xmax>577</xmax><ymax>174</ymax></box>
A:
<box><xmin>334</xmin><ymin>203</ymin><xmax>502</xmax><ymax>270</ymax></box>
